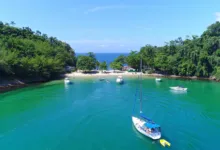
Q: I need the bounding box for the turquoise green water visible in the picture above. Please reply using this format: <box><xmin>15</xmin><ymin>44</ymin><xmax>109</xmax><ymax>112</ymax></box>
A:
<box><xmin>0</xmin><ymin>77</ymin><xmax>220</xmax><ymax>150</ymax></box>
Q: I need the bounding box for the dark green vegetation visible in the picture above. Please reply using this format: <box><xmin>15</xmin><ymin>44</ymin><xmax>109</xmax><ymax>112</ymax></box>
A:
<box><xmin>111</xmin><ymin>22</ymin><xmax>220</xmax><ymax>80</ymax></box>
<box><xmin>76</xmin><ymin>52</ymin><xmax>97</xmax><ymax>72</ymax></box>
<box><xmin>1</xmin><ymin>20</ymin><xmax>220</xmax><ymax>81</ymax></box>
<box><xmin>99</xmin><ymin>61</ymin><xmax>107</xmax><ymax>71</ymax></box>
<box><xmin>76</xmin><ymin>52</ymin><xmax>109</xmax><ymax>72</ymax></box>
<box><xmin>0</xmin><ymin>21</ymin><xmax>76</xmax><ymax>80</ymax></box>
<box><xmin>110</xmin><ymin>55</ymin><xmax>126</xmax><ymax>70</ymax></box>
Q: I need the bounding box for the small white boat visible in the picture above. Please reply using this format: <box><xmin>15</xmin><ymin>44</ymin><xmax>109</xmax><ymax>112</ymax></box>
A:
<box><xmin>155</xmin><ymin>78</ymin><xmax>162</xmax><ymax>82</ymax></box>
<box><xmin>116</xmin><ymin>76</ymin><xmax>123</xmax><ymax>84</ymax></box>
<box><xmin>170</xmin><ymin>86</ymin><xmax>187</xmax><ymax>91</ymax></box>
<box><xmin>64</xmin><ymin>77</ymin><xmax>71</xmax><ymax>84</ymax></box>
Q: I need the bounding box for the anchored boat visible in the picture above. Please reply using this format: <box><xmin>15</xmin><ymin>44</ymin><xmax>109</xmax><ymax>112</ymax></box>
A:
<box><xmin>132</xmin><ymin>57</ymin><xmax>161</xmax><ymax>140</ymax></box>
<box><xmin>64</xmin><ymin>77</ymin><xmax>71</xmax><ymax>84</ymax></box>
<box><xmin>170</xmin><ymin>86</ymin><xmax>187</xmax><ymax>91</ymax></box>
<box><xmin>116</xmin><ymin>76</ymin><xmax>123</xmax><ymax>84</ymax></box>
<box><xmin>155</xmin><ymin>78</ymin><xmax>162</xmax><ymax>82</ymax></box>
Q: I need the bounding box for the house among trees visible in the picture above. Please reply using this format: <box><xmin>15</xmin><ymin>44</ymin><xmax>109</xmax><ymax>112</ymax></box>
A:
<box><xmin>122</xmin><ymin>66</ymin><xmax>136</xmax><ymax>72</ymax></box>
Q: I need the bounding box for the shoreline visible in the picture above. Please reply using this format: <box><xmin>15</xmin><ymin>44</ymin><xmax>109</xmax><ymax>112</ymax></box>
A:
<box><xmin>0</xmin><ymin>72</ymin><xmax>218</xmax><ymax>93</ymax></box>
<box><xmin>0</xmin><ymin>77</ymin><xmax>46</xmax><ymax>93</ymax></box>
<box><xmin>65</xmin><ymin>72</ymin><xmax>218</xmax><ymax>82</ymax></box>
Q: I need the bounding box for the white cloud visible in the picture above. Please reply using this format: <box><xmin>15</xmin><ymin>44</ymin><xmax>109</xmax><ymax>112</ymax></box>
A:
<box><xmin>215</xmin><ymin>12</ymin><xmax>220</xmax><ymax>21</ymax></box>
<box><xmin>99</xmin><ymin>44</ymin><xmax>108</xmax><ymax>47</ymax></box>
<box><xmin>119</xmin><ymin>44</ymin><xmax>125</xmax><ymax>47</ymax></box>
<box><xmin>84</xmin><ymin>5</ymin><xmax>140</xmax><ymax>14</ymax></box>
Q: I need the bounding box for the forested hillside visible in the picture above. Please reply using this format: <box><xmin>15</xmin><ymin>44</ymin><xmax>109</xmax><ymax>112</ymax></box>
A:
<box><xmin>0</xmin><ymin>21</ymin><xmax>76</xmax><ymax>80</ymax></box>
<box><xmin>124</xmin><ymin>22</ymin><xmax>220</xmax><ymax>80</ymax></box>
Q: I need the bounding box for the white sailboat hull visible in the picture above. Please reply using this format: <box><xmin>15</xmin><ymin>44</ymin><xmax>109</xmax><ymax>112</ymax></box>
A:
<box><xmin>132</xmin><ymin>116</ymin><xmax>161</xmax><ymax>140</ymax></box>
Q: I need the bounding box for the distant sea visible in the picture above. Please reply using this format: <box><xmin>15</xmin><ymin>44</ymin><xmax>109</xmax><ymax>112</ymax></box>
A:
<box><xmin>76</xmin><ymin>53</ymin><xmax>129</xmax><ymax>69</ymax></box>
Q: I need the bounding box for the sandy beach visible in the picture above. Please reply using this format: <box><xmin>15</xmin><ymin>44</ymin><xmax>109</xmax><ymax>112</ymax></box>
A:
<box><xmin>65</xmin><ymin>71</ymin><xmax>217</xmax><ymax>81</ymax></box>
<box><xmin>65</xmin><ymin>71</ymin><xmax>164</xmax><ymax>77</ymax></box>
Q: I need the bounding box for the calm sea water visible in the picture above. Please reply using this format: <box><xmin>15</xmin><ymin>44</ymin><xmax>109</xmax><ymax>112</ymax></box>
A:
<box><xmin>76</xmin><ymin>53</ymin><xmax>129</xmax><ymax>68</ymax></box>
<box><xmin>0</xmin><ymin>77</ymin><xmax>220</xmax><ymax>150</ymax></box>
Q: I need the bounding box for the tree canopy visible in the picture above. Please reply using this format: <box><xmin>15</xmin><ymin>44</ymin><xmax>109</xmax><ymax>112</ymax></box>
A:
<box><xmin>110</xmin><ymin>55</ymin><xmax>126</xmax><ymax>70</ymax></box>
<box><xmin>126</xmin><ymin>51</ymin><xmax>140</xmax><ymax>71</ymax></box>
<box><xmin>76</xmin><ymin>52</ymin><xmax>97</xmax><ymax>71</ymax></box>
<box><xmin>125</xmin><ymin>22</ymin><xmax>220</xmax><ymax>80</ymax></box>
<box><xmin>0</xmin><ymin>21</ymin><xmax>76</xmax><ymax>79</ymax></box>
<box><xmin>99</xmin><ymin>61</ymin><xmax>107</xmax><ymax>71</ymax></box>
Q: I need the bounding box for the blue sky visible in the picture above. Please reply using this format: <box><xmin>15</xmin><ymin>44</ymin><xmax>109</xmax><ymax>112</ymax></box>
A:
<box><xmin>0</xmin><ymin>0</ymin><xmax>220</xmax><ymax>53</ymax></box>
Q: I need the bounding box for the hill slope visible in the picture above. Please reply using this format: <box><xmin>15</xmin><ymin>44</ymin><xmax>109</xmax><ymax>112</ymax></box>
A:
<box><xmin>0</xmin><ymin>21</ymin><xmax>76</xmax><ymax>80</ymax></box>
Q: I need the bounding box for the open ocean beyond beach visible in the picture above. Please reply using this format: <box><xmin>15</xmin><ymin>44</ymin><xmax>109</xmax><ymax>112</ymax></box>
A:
<box><xmin>0</xmin><ymin>76</ymin><xmax>220</xmax><ymax>150</ymax></box>
<box><xmin>76</xmin><ymin>53</ymin><xmax>129</xmax><ymax>69</ymax></box>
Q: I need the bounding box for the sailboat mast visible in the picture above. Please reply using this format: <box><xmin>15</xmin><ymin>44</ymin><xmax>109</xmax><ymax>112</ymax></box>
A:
<box><xmin>140</xmin><ymin>56</ymin><xmax>142</xmax><ymax>113</ymax></box>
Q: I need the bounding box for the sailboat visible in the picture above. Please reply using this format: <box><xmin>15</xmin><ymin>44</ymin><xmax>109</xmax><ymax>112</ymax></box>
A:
<box><xmin>132</xmin><ymin>57</ymin><xmax>161</xmax><ymax>140</ymax></box>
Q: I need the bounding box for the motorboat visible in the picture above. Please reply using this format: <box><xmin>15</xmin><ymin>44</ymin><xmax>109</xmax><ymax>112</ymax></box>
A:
<box><xmin>64</xmin><ymin>77</ymin><xmax>71</xmax><ymax>84</ymax></box>
<box><xmin>170</xmin><ymin>86</ymin><xmax>187</xmax><ymax>91</ymax></box>
<box><xmin>116</xmin><ymin>76</ymin><xmax>123</xmax><ymax>84</ymax></box>
<box><xmin>155</xmin><ymin>78</ymin><xmax>162</xmax><ymax>82</ymax></box>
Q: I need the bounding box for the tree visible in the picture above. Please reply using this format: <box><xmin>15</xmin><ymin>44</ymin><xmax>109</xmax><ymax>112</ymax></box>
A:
<box><xmin>110</xmin><ymin>55</ymin><xmax>126</xmax><ymax>70</ymax></box>
<box><xmin>87</xmin><ymin>52</ymin><xmax>98</xmax><ymax>69</ymax></box>
<box><xmin>140</xmin><ymin>45</ymin><xmax>155</xmax><ymax>69</ymax></box>
<box><xmin>76</xmin><ymin>56</ymin><xmax>96</xmax><ymax>71</ymax></box>
<box><xmin>96</xmin><ymin>61</ymin><xmax>100</xmax><ymax>70</ymax></box>
<box><xmin>87</xmin><ymin>52</ymin><xmax>96</xmax><ymax>60</ymax></box>
<box><xmin>214</xmin><ymin>67</ymin><xmax>220</xmax><ymax>81</ymax></box>
<box><xmin>36</xmin><ymin>30</ymin><xmax>41</xmax><ymax>36</ymax></box>
<box><xmin>115</xmin><ymin>55</ymin><xmax>126</xmax><ymax>64</ymax></box>
<box><xmin>126</xmin><ymin>51</ymin><xmax>140</xmax><ymax>70</ymax></box>
<box><xmin>125</xmin><ymin>21</ymin><xmax>220</xmax><ymax>78</ymax></box>
<box><xmin>10</xmin><ymin>21</ymin><xmax>15</xmax><ymax>26</ymax></box>
<box><xmin>0</xmin><ymin>21</ymin><xmax>76</xmax><ymax>79</ymax></box>
<box><xmin>99</xmin><ymin>61</ymin><xmax>107</xmax><ymax>71</ymax></box>
<box><xmin>110</xmin><ymin>61</ymin><xmax>122</xmax><ymax>70</ymax></box>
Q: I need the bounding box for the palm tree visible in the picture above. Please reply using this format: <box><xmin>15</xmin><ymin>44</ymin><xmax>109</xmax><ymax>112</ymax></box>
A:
<box><xmin>10</xmin><ymin>21</ymin><xmax>15</xmax><ymax>26</ymax></box>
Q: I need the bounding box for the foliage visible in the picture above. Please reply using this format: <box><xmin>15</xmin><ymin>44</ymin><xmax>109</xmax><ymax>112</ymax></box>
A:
<box><xmin>125</xmin><ymin>51</ymin><xmax>140</xmax><ymax>70</ymax></box>
<box><xmin>110</xmin><ymin>61</ymin><xmax>123</xmax><ymax>70</ymax></box>
<box><xmin>76</xmin><ymin>53</ymin><xmax>97</xmax><ymax>71</ymax></box>
<box><xmin>0</xmin><ymin>21</ymin><xmax>76</xmax><ymax>79</ymax></box>
<box><xmin>110</xmin><ymin>55</ymin><xmax>126</xmax><ymax>70</ymax></box>
<box><xmin>114</xmin><ymin>55</ymin><xmax>126</xmax><ymax>64</ymax></box>
<box><xmin>99</xmin><ymin>61</ymin><xmax>107</xmax><ymax>71</ymax></box>
<box><xmin>125</xmin><ymin>22</ymin><xmax>220</xmax><ymax>78</ymax></box>
<box><xmin>213</xmin><ymin>67</ymin><xmax>220</xmax><ymax>80</ymax></box>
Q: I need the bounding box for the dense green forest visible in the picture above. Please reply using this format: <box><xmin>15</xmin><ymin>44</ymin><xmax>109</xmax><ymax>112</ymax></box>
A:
<box><xmin>111</xmin><ymin>22</ymin><xmax>220</xmax><ymax>80</ymax></box>
<box><xmin>1</xmin><ymin>20</ymin><xmax>220</xmax><ymax>81</ymax></box>
<box><xmin>0</xmin><ymin>21</ymin><xmax>76</xmax><ymax>80</ymax></box>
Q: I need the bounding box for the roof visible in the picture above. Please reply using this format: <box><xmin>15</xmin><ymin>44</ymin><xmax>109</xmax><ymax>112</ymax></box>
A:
<box><xmin>144</xmin><ymin>122</ymin><xmax>160</xmax><ymax>129</ymax></box>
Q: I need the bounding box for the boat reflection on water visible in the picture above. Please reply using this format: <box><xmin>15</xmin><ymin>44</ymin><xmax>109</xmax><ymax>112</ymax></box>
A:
<box><xmin>64</xmin><ymin>83</ymin><xmax>70</xmax><ymax>90</ymax></box>
<box><xmin>170</xmin><ymin>89</ymin><xmax>187</xmax><ymax>94</ymax></box>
